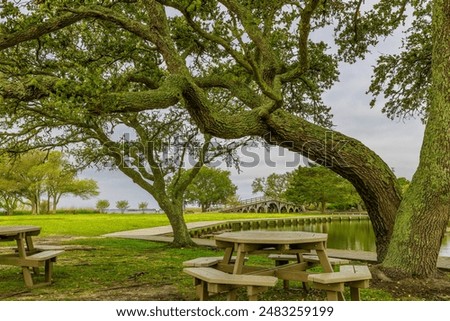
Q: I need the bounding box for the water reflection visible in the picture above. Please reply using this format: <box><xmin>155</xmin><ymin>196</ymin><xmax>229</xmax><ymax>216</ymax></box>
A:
<box><xmin>249</xmin><ymin>220</ymin><xmax>449</xmax><ymax>256</ymax></box>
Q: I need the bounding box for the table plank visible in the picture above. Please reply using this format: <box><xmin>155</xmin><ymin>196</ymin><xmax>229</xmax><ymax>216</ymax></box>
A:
<box><xmin>215</xmin><ymin>231</ymin><xmax>328</xmax><ymax>245</ymax></box>
<box><xmin>0</xmin><ymin>226</ymin><xmax>41</xmax><ymax>237</ymax></box>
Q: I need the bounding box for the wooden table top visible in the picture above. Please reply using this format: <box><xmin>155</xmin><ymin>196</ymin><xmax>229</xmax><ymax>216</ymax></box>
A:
<box><xmin>215</xmin><ymin>230</ymin><xmax>328</xmax><ymax>245</ymax></box>
<box><xmin>0</xmin><ymin>225</ymin><xmax>41</xmax><ymax>237</ymax></box>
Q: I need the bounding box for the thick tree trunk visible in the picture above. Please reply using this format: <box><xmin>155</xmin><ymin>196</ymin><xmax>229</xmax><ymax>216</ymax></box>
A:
<box><xmin>265</xmin><ymin>111</ymin><xmax>402</xmax><ymax>261</ymax></box>
<box><xmin>382</xmin><ymin>0</ymin><xmax>450</xmax><ymax>277</ymax></box>
<box><xmin>158</xmin><ymin>197</ymin><xmax>196</xmax><ymax>247</ymax></box>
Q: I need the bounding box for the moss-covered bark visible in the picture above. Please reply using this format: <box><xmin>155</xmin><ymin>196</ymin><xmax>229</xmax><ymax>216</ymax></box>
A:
<box><xmin>383</xmin><ymin>0</ymin><xmax>450</xmax><ymax>277</ymax></box>
<box><xmin>157</xmin><ymin>197</ymin><xmax>196</xmax><ymax>247</ymax></box>
<box><xmin>266</xmin><ymin>111</ymin><xmax>401</xmax><ymax>261</ymax></box>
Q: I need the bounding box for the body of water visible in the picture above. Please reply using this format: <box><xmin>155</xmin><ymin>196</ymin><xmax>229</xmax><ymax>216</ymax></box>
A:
<box><xmin>245</xmin><ymin>220</ymin><xmax>450</xmax><ymax>257</ymax></box>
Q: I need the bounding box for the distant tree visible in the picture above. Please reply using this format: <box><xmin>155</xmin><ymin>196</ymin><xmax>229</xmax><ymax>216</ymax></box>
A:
<box><xmin>0</xmin><ymin>182</ymin><xmax>21</xmax><ymax>215</ymax></box>
<box><xmin>96</xmin><ymin>200</ymin><xmax>110</xmax><ymax>214</ymax></box>
<box><xmin>224</xmin><ymin>194</ymin><xmax>242</xmax><ymax>208</ymax></box>
<box><xmin>116</xmin><ymin>200</ymin><xmax>130</xmax><ymax>214</ymax></box>
<box><xmin>285</xmin><ymin>165</ymin><xmax>361</xmax><ymax>213</ymax></box>
<box><xmin>0</xmin><ymin>156</ymin><xmax>24</xmax><ymax>215</ymax></box>
<box><xmin>138</xmin><ymin>202</ymin><xmax>148</xmax><ymax>213</ymax></box>
<box><xmin>251</xmin><ymin>172</ymin><xmax>292</xmax><ymax>200</ymax></box>
<box><xmin>396</xmin><ymin>177</ymin><xmax>410</xmax><ymax>196</ymax></box>
<box><xmin>12</xmin><ymin>151</ymin><xmax>48</xmax><ymax>214</ymax></box>
<box><xmin>65</xmin><ymin>179</ymin><xmax>99</xmax><ymax>199</ymax></box>
<box><xmin>184</xmin><ymin>167</ymin><xmax>237</xmax><ymax>212</ymax></box>
<box><xmin>43</xmin><ymin>152</ymin><xmax>99</xmax><ymax>213</ymax></box>
<box><xmin>0</xmin><ymin>151</ymin><xmax>99</xmax><ymax>214</ymax></box>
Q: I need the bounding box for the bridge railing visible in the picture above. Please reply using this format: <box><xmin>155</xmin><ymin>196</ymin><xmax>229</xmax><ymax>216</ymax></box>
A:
<box><xmin>238</xmin><ymin>196</ymin><xmax>271</xmax><ymax>205</ymax></box>
<box><xmin>213</xmin><ymin>196</ymin><xmax>272</xmax><ymax>211</ymax></box>
<box><xmin>208</xmin><ymin>196</ymin><xmax>299</xmax><ymax>212</ymax></box>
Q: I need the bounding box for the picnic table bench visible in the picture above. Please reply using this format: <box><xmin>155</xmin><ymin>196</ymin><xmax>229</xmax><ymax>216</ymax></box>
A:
<box><xmin>268</xmin><ymin>254</ymin><xmax>350</xmax><ymax>289</ymax></box>
<box><xmin>308</xmin><ymin>265</ymin><xmax>372</xmax><ymax>300</ymax></box>
<box><xmin>183</xmin><ymin>256</ymin><xmax>247</xmax><ymax>267</ymax></box>
<box><xmin>183</xmin><ymin>267</ymin><xmax>278</xmax><ymax>301</ymax></box>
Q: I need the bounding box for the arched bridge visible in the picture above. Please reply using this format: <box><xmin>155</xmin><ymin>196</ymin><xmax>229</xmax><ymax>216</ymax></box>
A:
<box><xmin>219</xmin><ymin>197</ymin><xmax>304</xmax><ymax>213</ymax></box>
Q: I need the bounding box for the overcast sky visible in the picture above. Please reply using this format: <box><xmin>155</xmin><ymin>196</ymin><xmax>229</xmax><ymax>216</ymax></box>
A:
<box><xmin>59</xmin><ymin>13</ymin><xmax>425</xmax><ymax>210</ymax></box>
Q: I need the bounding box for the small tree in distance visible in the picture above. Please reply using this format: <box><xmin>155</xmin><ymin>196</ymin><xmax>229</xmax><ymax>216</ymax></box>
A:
<box><xmin>116</xmin><ymin>200</ymin><xmax>130</xmax><ymax>214</ymax></box>
<box><xmin>96</xmin><ymin>199</ymin><xmax>110</xmax><ymax>214</ymax></box>
<box><xmin>251</xmin><ymin>172</ymin><xmax>292</xmax><ymax>200</ymax></box>
<box><xmin>138</xmin><ymin>202</ymin><xmax>148</xmax><ymax>213</ymax></box>
<box><xmin>184</xmin><ymin>167</ymin><xmax>237</xmax><ymax>212</ymax></box>
<box><xmin>285</xmin><ymin>165</ymin><xmax>361</xmax><ymax>213</ymax></box>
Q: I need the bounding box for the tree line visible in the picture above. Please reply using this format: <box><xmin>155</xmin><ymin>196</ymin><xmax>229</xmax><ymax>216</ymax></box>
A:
<box><xmin>95</xmin><ymin>200</ymin><xmax>154</xmax><ymax>213</ymax></box>
<box><xmin>253</xmin><ymin>166</ymin><xmax>411</xmax><ymax>213</ymax></box>
<box><xmin>0</xmin><ymin>150</ymin><xmax>99</xmax><ymax>215</ymax></box>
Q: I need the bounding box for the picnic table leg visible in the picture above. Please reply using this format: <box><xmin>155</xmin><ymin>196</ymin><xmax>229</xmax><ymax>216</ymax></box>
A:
<box><xmin>22</xmin><ymin>267</ymin><xmax>34</xmax><ymax>287</ymax></box>
<box><xmin>227</xmin><ymin>289</ymin><xmax>238</xmax><ymax>301</ymax></box>
<box><xmin>195</xmin><ymin>280</ymin><xmax>209</xmax><ymax>301</ymax></box>
<box><xmin>16</xmin><ymin>236</ymin><xmax>27</xmax><ymax>258</ymax></box>
<box><xmin>16</xmin><ymin>236</ymin><xmax>35</xmax><ymax>287</ymax></box>
<box><xmin>232</xmin><ymin>244</ymin><xmax>246</xmax><ymax>274</ymax></box>
<box><xmin>297</xmin><ymin>253</ymin><xmax>311</xmax><ymax>291</ymax></box>
<box><xmin>222</xmin><ymin>247</ymin><xmax>234</xmax><ymax>264</ymax></box>
<box><xmin>326</xmin><ymin>291</ymin><xmax>339</xmax><ymax>301</ymax></box>
<box><xmin>25</xmin><ymin>235</ymin><xmax>36</xmax><ymax>252</ymax></box>
<box><xmin>349</xmin><ymin>286</ymin><xmax>361</xmax><ymax>301</ymax></box>
<box><xmin>25</xmin><ymin>235</ymin><xmax>40</xmax><ymax>275</ymax></box>
<box><xmin>44</xmin><ymin>260</ymin><xmax>54</xmax><ymax>283</ymax></box>
<box><xmin>315</xmin><ymin>249</ymin><xmax>333</xmax><ymax>273</ymax></box>
<box><xmin>247</xmin><ymin>286</ymin><xmax>267</xmax><ymax>301</ymax></box>
<box><xmin>274</xmin><ymin>259</ymin><xmax>290</xmax><ymax>289</ymax></box>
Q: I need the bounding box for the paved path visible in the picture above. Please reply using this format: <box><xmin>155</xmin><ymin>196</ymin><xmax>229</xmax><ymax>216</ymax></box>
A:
<box><xmin>104</xmin><ymin>221</ymin><xmax>226</xmax><ymax>238</ymax></box>
<box><xmin>103</xmin><ymin>221</ymin><xmax>450</xmax><ymax>270</ymax></box>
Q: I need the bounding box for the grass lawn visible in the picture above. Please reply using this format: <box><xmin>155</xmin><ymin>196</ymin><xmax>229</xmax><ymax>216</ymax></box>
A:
<box><xmin>0</xmin><ymin>213</ymin><xmax>438</xmax><ymax>301</ymax></box>
<box><xmin>0</xmin><ymin>212</ymin><xmax>313</xmax><ymax>237</ymax></box>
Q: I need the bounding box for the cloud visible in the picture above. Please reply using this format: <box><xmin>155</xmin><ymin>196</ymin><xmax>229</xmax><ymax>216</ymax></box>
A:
<box><xmin>325</xmin><ymin>59</ymin><xmax>424</xmax><ymax>180</ymax></box>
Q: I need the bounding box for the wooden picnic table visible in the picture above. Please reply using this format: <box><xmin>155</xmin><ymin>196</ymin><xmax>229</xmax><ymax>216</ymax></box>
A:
<box><xmin>184</xmin><ymin>231</ymin><xmax>372</xmax><ymax>300</ymax></box>
<box><xmin>215</xmin><ymin>230</ymin><xmax>334</xmax><ymax>276</ymax></box>
<box><xmin>0</xmin><ymin>225</ymin><xmax>64</xmax><ymax>287</ymax></box>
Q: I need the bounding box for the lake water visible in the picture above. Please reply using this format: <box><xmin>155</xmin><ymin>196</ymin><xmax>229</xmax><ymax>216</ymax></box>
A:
<box><xmin>247</xmin><ymin>220</ymin><xmax>450</xmax><ymax>257</ymax></box>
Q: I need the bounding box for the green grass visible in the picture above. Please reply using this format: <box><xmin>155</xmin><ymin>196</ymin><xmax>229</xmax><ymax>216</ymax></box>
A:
<box><xmin>0</xmin><ymin>213</ymin><xmax>170</xmax><ymax>236</ymax></box>
<box><xmin>0</xmin><ymin>237</ymin><xmax>223</xmax><ymax>300</ymax></box>
<box><xmin>0</xmin><ymin>212</ymin><xmax>396</xmax><ymax>301</ymax></box>
<box><xmin>0</xmin><ymin>212</ymin><xmax>313</xmax><ymax>237</ymax></box>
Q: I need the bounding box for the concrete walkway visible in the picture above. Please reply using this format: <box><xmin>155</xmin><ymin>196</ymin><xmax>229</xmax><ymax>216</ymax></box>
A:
<box><xmin>103</xmin><ymin>221</ymin><xmax>450</xmax><ymax>270</ymax></box>
<box><xmin>103</xmin><ymin>221</ymin><xmax>227</xmax><ymax>238</ymax></box>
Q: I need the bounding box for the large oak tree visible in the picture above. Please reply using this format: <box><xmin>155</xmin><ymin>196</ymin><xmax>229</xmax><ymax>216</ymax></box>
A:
<box><xmin>0</xmin><ymin>0</ymin><xmax>447</xmax><ymax>276</ymax></box>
